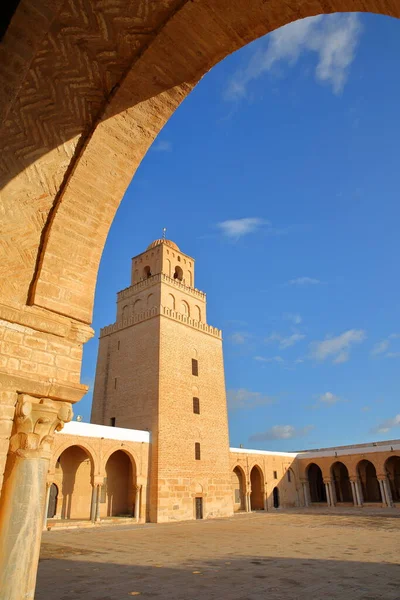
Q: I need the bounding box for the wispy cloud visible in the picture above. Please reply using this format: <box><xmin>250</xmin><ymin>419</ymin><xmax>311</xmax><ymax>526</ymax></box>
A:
<box><xmin>225</xmin><ymin>14</ymin><xmax>362</xmax><ymax>101</ymax></box>
<box><xmin>370</xmin><ymin>414</ymin><xmax>400</xmax><ymax>435</ymax></box>
<box><xmin>216</xmin><ymin>217</ymin><xmax>269</xmax><ymax>239</ymax></box>
<box><xmin>287</xmin><ymin>276</ymin><xmax>321</xmax><ymax>286</ymax></box>
<box><xmin>285</xmin><ymin>313</ymin><xmax>302</xmax><ymax>325</ymax></box>
<box><xmin>227</xmin><ymin>388</ymin><xmax>275</xmax><ymax>410</ymax></box>
<box><xmin>310</xmin><ymin>329</ymin><xmax>366</xmax><ymax>364</ymax></box>
<box><xmin>371</xmin><ymin>334</ymin><xmax>400</xmax><ymax>357</ymax></box>
<box><xmin>254</xmin><ymin>355</ymin><xmax>284</xmax><ymax>364</ymax></box>
<box><xmin>230</xmin><ymin>332</ymin><xmax>250</xmax><ymax>345</ymax></box>
<box><xmin>265</xmin><ymin>332</ymin><xmax>306</xmax><ymax>349</ymax></box>
<box><xmin>249</xmin><ymin>424</ymin><xmax>314</xmax><ymax>442</ymax></box>
<box><xmin>310</xmin><ymin>391</ymin><xmax>345</xmax><ymax>409</ymax></box>
<box><xmin>152</xmin><ymin>140</ymin><xmax>172</xmax><ymax>152</ymax></box>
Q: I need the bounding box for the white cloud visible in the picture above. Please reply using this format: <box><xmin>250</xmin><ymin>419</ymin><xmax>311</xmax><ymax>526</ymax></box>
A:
<box><xmin>285</xmin><ymin>313</ymin><xmax>302</xmax><ymax>325</ymax></box>
<box><xmin>287</xmin><ymin>276</ymin><xmax>321</xmax><ymax>286</ymax></box>
<box><xmin>216</xmin><ymin>217</ymin><xmax>269</xmax><ymax>239</ymax></box>
<box><xmin>371</xmin><ymin>334</ymin><xmax>400</xmax><ymax>357</ymax></box>
<box><xmin>371</xmin><ymin>414</ymin><xmax>400</xmax><ymax>435</ymax></box>
<box><xmin>265</xmin><ymin>332</ymin><xmax>306</xmax><ymax>349</ymax></box>
<box><xmin>225</xmin><ymin>14</ymin><xmax>362</xmax><ymax>100</ymax></box>
<box><xmin>249</xmin><ymin>424</ymin><xmax>314</xmax><ymax>442</ymax></box>
<box><xmin>310</xmin><ymin>329</ymin><xmax>366</xmax><ymax>363</ymax></box>
<box><xmin>229</xmin><ymin>332</ymin><xmax>249</xmax><ymax>345</ymax></box>
<box><xmin>152</xmin><ymin>140</ymin><xmax>172</xmax><ymax>152</ymax></box>
<box><xmin>227</xmin><ymin>388</ymin><xmax>275</xmax><ymax>410</ymax></box>
<box><xmin>254</xmin><ymin>355</ymin><xmax>284</xmax><ymax>364</ymax></box>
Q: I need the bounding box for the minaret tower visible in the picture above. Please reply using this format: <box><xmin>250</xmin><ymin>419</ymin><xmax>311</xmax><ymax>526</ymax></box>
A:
<box><xmin>91</xmin><ymin>238</ymin><xmax>233</xmax><ymax>522</ymax></box>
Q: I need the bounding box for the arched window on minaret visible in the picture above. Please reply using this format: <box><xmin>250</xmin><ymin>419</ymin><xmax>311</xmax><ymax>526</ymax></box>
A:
<box><xmin>122</xmin><ymin>305</ymin><xmax>129</xmax><ymax>320</ymax></box>
<box><xmin>181</xmin><ymin>301</ymin><xmax>190</xmax><ymax>317</ymax></box>
<box><xmin>168</xmin><ymin>294</ymin><xmax>175</xmax><ymax>310</ymax></box>
<box><xmin>133</xmin><ymin>299</ymin><xmax>143</xmax><ymax>315</ymax></box>
<box><xmin>188</xmin><ymin>270</ymin><xmax>193</xmax><ymax>287</ymax></box>
<box><xmin>143</xmin><ymin>265</ymin><xmax>152</xmax><ymax>279</ymax></box>
<box><xmin>174</xmin><ymin>266</ymin><xmax>183</xmax><ymax>281</ymax></box>
<box><xmin>194</xmin><ymin>305</ymin><xmax>201</xmax><ymax>322</ymax></box>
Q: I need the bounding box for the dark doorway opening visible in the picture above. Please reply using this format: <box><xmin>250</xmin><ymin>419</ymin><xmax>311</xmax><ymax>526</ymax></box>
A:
<box><xmin>195</xmin><ymin>497</ymin><xmax>203</xmax><ymax>519</ymax></box>
<box><xmin>273</xmin><ymin>486</ymin><xmax>280</xmax><ymax>508</ymax></box>
<box><xmin>47</xmin><ymin>483</ymin><xmax>58</xmax><ymax>518</ymax></box>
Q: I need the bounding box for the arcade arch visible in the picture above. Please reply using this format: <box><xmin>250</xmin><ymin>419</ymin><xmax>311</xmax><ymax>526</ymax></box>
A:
<box><xmin>385</xmin><ymin>456</ymin><xmax>400</xmax><ymax>502</ymax></box>
<box><xmin>250</xmin><ymin>465</ymin><xmax>264</xmax><ymax>510</ymax></box>
<box><xmin>232</xmin><ymin>466</ymin><xmax>246</xmax><ymax>512</ymax></box>
<box><xmin>53</xmin><ymin>445</ymin><xmax>94</xmax><ymax>520</ymax></box>
<box><xmin>104</xmin><ymin>450</ymin><xmax>136</xmax><ymax>517</ymax></box>
<box><xmin>357</xmin><ymin>460</ymin><xmax>382</xmax><ymax>503</ymax></box>
<box><xmin>331</xmin><ymin>461</ymin><xmax>352</xmax><ymax>503</ymax></box>
<box><xmin>307</xmin><ymin>463</ymin><xmax>327</xmax><ymax>503</ymax></box>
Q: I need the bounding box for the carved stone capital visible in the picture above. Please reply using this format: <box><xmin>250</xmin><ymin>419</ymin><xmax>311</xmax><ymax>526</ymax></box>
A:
<box><xmin>9</xmin><ymin>394</ymin><xmax>72</xmax><ymax>459</ymax></box>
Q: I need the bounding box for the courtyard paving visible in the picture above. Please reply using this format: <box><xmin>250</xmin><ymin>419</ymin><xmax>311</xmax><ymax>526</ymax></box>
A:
<box><xmin>37</xmin><ymin>509</ymin><xmax>400</xmax><ymax>600</ymax></box>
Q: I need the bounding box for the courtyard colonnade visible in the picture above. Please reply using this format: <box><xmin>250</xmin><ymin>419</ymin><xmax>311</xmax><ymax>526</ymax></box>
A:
<box><xmin>298</xmin><ymin>447</ymin><xmax>400</xmax><ymax>508</ymax></box>
<box><xmin>2</xmin><ymin>0</ymin><xmax>400</xmax><ymax>598</ymax></box>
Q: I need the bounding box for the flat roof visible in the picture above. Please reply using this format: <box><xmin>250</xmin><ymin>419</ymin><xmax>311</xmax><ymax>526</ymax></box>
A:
<box><xmin>58</xmin><ymin>421</ymin><xmax>150</xmax><ymax>443</ymax></box>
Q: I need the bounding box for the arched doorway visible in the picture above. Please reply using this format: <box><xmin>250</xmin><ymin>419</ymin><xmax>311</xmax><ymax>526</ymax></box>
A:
<box><xmin>331</xmin><ymin>461</ymin><xmax>352</xmax><ymax>503</ymax></box>
<box><xmin>47</xmin><ymin>484</ymin><xmax>58</xmax><ymax>519</ymax></box>
<box><xmin>250</xmin><ymin>466</ymin><xmax>264</xmax><ymax>510</ymax></box>
<box><xmin>104</xmin><ymin>451</ymin><xmax>135</xmax><ymax>517</ymax></box>
<box><xmin>357</xmin><ymin>460</ymin><xmax>381</xmax><ymax>502</ymax></box>
<box><xmin>55</xmin><ymin>446</ymin><xmax>94</xmax><ymax>520</ymax></box>
<box><xmin>232</xmin><ymin>466</ymin><xmax>246</xmax><ymax>512</ymax></box>
<box><xmin>385</xmin><ymin>456</ymin><xmax>400</xmax><ymax>503</ymax></box>
<box><xmin>307</xmin><ymin>463</ymin><xmax>326</xmax><ymax>503</ymax></box>
<box><xmin>273</xmin><ymin>487</ymin><xmax>280</xmax><ymax>509</ymax></box>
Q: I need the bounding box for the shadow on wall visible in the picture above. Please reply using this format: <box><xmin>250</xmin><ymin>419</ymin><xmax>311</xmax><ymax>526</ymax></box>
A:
<box><xmin>36</xmin><ymin>554</ymin><xmax>400</xmax><ymax>600</ymax></box>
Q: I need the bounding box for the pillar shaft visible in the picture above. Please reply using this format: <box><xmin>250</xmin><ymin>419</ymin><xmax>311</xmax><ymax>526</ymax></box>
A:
<box><xmin>90</xmin><ymin>485</ymin><xmax>98</xmax><ymax>523</ymax></box>
<box><xmin>42</xmin><ymin>483</ymin><xmax>51</xmax><ymax>531</ymax></box>
<box><xmin>0</xmin><ymin>395</ymin><xmax>72</xmax><ymax>600</ymax></box>
<box><xmin>383</xmin><ymin>478</ymin><xmax>393</xmax><ymax>507</ymax></box>
<box><xmin>302</xmin><ymin>481</ymin><xmax>310</xmax><ymax>507</ymax></box>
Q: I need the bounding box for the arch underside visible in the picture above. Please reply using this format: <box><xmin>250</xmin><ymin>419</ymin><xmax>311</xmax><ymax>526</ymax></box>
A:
<box><xmin>1</xmin><ymin>1</ymin><xmax>399</xmax><ymax>325</ymax></box>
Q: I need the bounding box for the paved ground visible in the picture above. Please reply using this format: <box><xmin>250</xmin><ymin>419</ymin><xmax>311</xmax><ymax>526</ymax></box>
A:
<box><xmin>37</xmin><ymin>509</ymin><xmax>400</xmax><ymax>600</ymax></box>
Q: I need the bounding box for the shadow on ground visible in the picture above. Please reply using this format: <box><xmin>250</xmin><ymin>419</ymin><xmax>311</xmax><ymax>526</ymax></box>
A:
<box><xmin>37</xmin><ymin>552</ymin><xmax>400</xmax><ymax>600</ymax></box>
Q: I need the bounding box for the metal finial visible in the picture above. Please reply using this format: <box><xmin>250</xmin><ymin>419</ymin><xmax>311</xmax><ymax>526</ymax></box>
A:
<box><xmin>162</xmin><ymin>227</ymin><xmax>167</xmax><ymax>239</ymax></box>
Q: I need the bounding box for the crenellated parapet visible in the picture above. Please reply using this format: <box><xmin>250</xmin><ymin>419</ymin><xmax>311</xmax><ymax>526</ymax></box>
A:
<box><xmin>117</xmin><ymin>273</ymin><xmax>206</xmax><ymax>302</ymax></box>
<box><xmin>100</xmin><ymin>305</ymin><xmax>221</xmax><ymax>339</ymax></box>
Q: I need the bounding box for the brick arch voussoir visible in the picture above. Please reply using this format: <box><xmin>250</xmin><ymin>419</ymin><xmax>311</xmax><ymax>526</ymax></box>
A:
<box><xmin>4</xmin><ymin>0</ymin><xmax>396</xmax><ymax>322</ymax></box>
<box><xmin>49</xmin><ymin>439</ymin><xmax>99</xmax><ymax>478</ymax></box>
<box><xmin>101</xmin><ymin>445</ymin><xmax>139</xmax><ymax>479</ymax></box>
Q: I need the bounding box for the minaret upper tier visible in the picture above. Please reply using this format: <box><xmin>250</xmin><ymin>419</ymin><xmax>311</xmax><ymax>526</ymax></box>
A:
<box><xmin>131</xmin><ymin>238</ymin><xmax>195</xmax><ymax>287</ymax></box>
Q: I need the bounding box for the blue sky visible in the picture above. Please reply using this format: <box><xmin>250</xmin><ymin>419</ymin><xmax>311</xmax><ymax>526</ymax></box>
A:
<box><xmin>79</xmin><ymin>12</ymin><xmax>400</xmax><ymax>451</ymax></box>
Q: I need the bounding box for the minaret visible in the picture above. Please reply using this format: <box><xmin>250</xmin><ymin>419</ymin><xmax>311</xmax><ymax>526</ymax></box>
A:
<box><xmin>91</xmin><ymin>238</ymin><xmax>233</xmax><ymax>522</ymax></box>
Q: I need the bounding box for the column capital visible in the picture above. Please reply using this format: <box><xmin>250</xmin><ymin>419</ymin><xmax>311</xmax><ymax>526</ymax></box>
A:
<box><xmin>349</xmin><ymin>475</ymin><xmax>360</xmax><ymax>483</ymax></box>
<box><xmin>323</xmin><ymin>478</ymin><xmax>333</xmax><ymax>484</ymax></box>
<box><xmin>377</xmin><ymin>474</ymin><xmax>388</xmax><ymax>481</ymax></box>
<box><xmin>9</xmin><ymin>394</ymin><xmax>72</xmax><ymax>460</ymax></box>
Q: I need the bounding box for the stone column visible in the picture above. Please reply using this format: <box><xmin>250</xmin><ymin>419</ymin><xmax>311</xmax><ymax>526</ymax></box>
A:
<box><xmin>301</xmin><ymin>479</ymin><xmax>310</xmax><ymax>507</ymax></box>
<box><xmin>94</xmin><ymin>480</ymin><xmax>102</xmax><ymax>522</ymax></box>
<box><xmin>134</xmin><ymin>485</ymin><xmax>142</xmax><ymax>521</ymax></box>
<box><xmin>323</xmin><ymin>480</ymin><xmax>333</xmax><ymax>506</ymax></box>
<box><xmin>377</xmin><ymin>475</ymin><xmax>392</xmax><ymax>507</ymax></box>
<box><xmin>350</xmin><ymin>480</ymin><xmax>358</xmax><ymax>506</ymax></box>
<box><xmin>90</xmin><ymin>484</ymin><xmax>98</xmax><ymax>523</ymax></box>
<box><xmin>246</xmin><ymin>490</ymin><xmax>251</xmax><ymax>512</ymax></box>
<box><xmin>0</xmin><ymin>395</ymin><xmax>72</xmax><ymax>600</ymax></box>
<box><xmin>42</xmin><ymin>482</ymin><xmax>51</xmax><ymax>531</ymax></box>
<box><xmin>382</xmin><ymin>477</ymin><xmax>393</xmax><ymax>507</ymax></box>
<box><xmin>350</xmin><ymin>476</ymin><xmax>363</xmax><ymax>506</ymax></box>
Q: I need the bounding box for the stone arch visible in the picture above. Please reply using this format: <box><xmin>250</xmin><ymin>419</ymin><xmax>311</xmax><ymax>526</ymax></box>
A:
<box><xmin>357</xmin><ymin>459</ymin><xmax>382</xmax><ymax>502</ymax></box>
<box><xmin>133</xmin><ymin>298</ymin><xmax>143</xmax><ymax>315</ymax></box>
<box><xmin>49</xmin><ymin>440</ymin><xmax>97</xmax><ymax>474</ymax></box>
<box><xmin>250</xmin><ymin>465</ymin><xmax>264</xmax><ymax>510</ymax></box>
<box><xmin>54</xmin><ymin>445</ymin><xmax>94</xmax><ymax>520</ymax></box>
<box><xmin>166</xmin><ymin>259</ymin><xmax>172</xmax><ymax>277</ymax></box>
<box><xmin>122</xmin><ymin>304</ymin><xmax>129</xmax><ymax>320</ymax></box>
<box><xmin>167</xmin><ymin>293</ymin><xmax>175</xmax><ymax>310</ymax></box>
<box><xmin>188</xmin><ymin>271</ymin><xmax>193</xmax><ymax>287</ymax></box>
<box><xmin>174</xmin><ymin>266</ymin><xmax>184</xmax><ymax>282</ymax></box>
<box><xmin>104</xmin><ymin>450</ymin><xmax>136</xmax><ymax>517</ymax></box>
<box><xmin>147</xmin><ymin>293</ymin><xmax>154</xmax><ymax>308</ymax></box>
<box><xmin>385</xmin><ymin>456</ymin><xmax>400</xmax><ymax>502</ymax></box>
<box><xmin>194</xmin><ymin>305</ymin><xmax>201</xmax><ymax>322</ymax></box>
<box><xmin>232</xmin><ymin>465</ymin><xmax>246</xmax><ymax>512</ymax></box>
<box><xmin>180</xmin><ymin>300</ymin><xmax>190</xmax><ymax>317</ymax></box>
<box><xmin>3</xmin><ymin>4</ymin><xmax>400</xmax><ymax>323</ymax></box>
<box><xmin>331</xmin><ymin>461</ymin><xmax>352</xmax><ymax>503</ymax></box>
<box><xmin>47</xmin><ymin>483</ymin><xmax>59</xmax><ymax>519</ymax></box>
<box><xmin>307</xmin><ymin>463</ymin><xmax>326</xmax><ymax>503</ymax></box>
<box><xmin>143</xmin><ymin>265</ymin><xmax>152</xmax><ymax>279</ymax></box>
